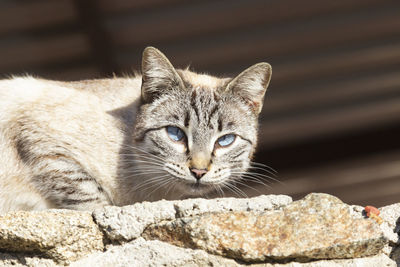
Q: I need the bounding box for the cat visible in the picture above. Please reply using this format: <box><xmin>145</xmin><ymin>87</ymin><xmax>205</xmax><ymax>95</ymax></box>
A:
<box><xmin>0</xmin><ymin>47</ymin><xmax>272</xmax><ymax>213</ymax></box>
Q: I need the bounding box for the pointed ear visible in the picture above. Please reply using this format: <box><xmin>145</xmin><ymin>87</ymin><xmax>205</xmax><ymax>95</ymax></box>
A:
<box><xmin>226</xmin><ymin>63</ymin><xmax>272</xmax><ymax>114</ymax></box>
<box><xmin>141</xmin><ymin>47</ymin><xmax>184</xmax><ymax>103</ymax></box>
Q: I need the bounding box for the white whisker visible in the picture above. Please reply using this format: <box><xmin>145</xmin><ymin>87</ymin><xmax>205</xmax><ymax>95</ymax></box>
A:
<box><xmin>120</xmin><ymin>153</ymin><xmax>165</xmax><ymax>164</ymax></box>
<box><xmin>222</xmin><ymin>182</ymin><xmax>248</xmax><ymax>198</ymax></box>
<box><xmin>250</xmin><ymin>161</ymin><xmax>278</xmax><ymax>174</ymax></box>
<box><xmin>131</xmin><ymin>174</ymin><xmax>170</xmax><ymax>192</ymax></box>
<box><xmin>120</xmin><ymin>144</ymin><xmax>166</xmax><ymax>162</ymax></box>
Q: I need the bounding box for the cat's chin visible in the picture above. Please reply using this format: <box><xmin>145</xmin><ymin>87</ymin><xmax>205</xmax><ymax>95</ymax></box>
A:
<box><xmin>174</xmin><ymin>180</ymin><xmax>219</xmax><ymax>198</ymax></box>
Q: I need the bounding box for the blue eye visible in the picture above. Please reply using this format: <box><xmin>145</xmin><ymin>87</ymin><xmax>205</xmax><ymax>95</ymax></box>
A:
<box><xmin>166</xmin><ymin>126</ymin><xmax>185</xmax><ymax>142</ymax></box>
<box><xmin>217</xmin><ymin>134</ymin><xmax>236</xmax><ymax>147</ymax></box>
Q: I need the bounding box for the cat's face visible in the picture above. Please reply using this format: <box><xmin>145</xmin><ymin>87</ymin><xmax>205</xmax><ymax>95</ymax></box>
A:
<box><xmin>132</xmin><ymin>47</ymin><xmax>271</xmax><ymax>199</ymax></box>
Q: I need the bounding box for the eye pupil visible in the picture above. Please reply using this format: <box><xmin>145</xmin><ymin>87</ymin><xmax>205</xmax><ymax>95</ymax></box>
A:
<box><xmin>167</xmin><ymin>126</ymin><xmax>185</xmax><ymax>141</ymax></box>
<box><xmin>217</xmin><ymin>134</ymin><xmax>235</xmax><ymax>147</ymax></box>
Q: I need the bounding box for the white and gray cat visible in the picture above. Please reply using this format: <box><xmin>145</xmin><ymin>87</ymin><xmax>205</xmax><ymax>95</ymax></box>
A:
<box><xmin>0</xmin><ymin>47</ymin><xmax>272</xmax><ymax>213</ymax></box>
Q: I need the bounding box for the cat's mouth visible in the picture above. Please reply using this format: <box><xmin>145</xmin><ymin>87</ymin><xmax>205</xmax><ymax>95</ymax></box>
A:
<box><xmin>179</xmin><ymin>179</ymin><xmax>214</xmax><ymax>196</ymax></box>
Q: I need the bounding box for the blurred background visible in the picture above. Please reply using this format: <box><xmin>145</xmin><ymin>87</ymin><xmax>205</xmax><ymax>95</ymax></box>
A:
<box><xmin>1</xmin><ymin>0</ymin><xmax>400</xmax><ymax>206</ymax></box>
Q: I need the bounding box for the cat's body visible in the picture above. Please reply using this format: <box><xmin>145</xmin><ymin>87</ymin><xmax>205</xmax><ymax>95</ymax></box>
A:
<box><xmin>0</xmin><ymin>47</ymin><xmax>271</xmax><ymax>213</ymax></box>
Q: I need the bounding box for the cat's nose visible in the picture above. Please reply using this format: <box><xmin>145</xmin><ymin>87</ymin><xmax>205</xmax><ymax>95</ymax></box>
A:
<box><xmin>190</xmin><ymin>168</ymin><xmax>207</xmax><ymax>180</ymax></box>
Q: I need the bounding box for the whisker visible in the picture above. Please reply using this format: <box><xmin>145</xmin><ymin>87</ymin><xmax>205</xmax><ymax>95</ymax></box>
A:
<box><xmin>236</xmin><ymin>175</ymin><xmax>271</xmax><ymax>188</ymax></box>
<box><xmin>120</xmin><ymin>153</ymin><xmax>165</xmax><ymax>164</ymax></box>
<box><xmin>230</xmin><ymin>171</ymin><xmax>283</xmax><ymax>185</ymax></box>
<box><xmin>223</xmin><ymin>183</ymin><xmax>243</xmax><ymax>198</ymax></box>
<box><xmin>247</xmin><ymin>166</ymin><xmax>277</xmax><ymax>177</ymax></box>
<box><xmin>123</xmin><ymin>171</ymin><xmax>166</xmax><ymax>179</ymax></box>
<box><xmin>131</xmin><ymin>174</ymin><xmax>170</xmax><ymax>192</ymax></box>
<box><xmin>222</xmin><ymin>182</ymin><xmax>248</xmax><ymax>198</ymax></box>
<box><xmin>250</xmin><ymin>162</ymin><xmax>278</xmax><ymax>174</ymax></box>
<box><xmin>120</xmin><ymin>145</ymin><xmax>166</xmax><ymax>162</ymax></box>
<box><xmin>125</xmin><ymin>168</ymin><xmax>164</xmax><ymax>173</ymax></box>
<box><xmin>124</xmin><ymin>166</ymin><xmax>165</xmax><ymax>172</ymax></box>
<box><xmin>212</xmin><ymin>184</ymin><xmax>224</xmax><ymax>198</ymax></box>
<box><xmin>246</xmin><ymin>172</ymin><xmax>284</xmax><ymax>185</ymax></box>
<box><xmin>217</xmin><ymin>184</ymin><xmax>225</xmax><ymax>198</ymax></box>
<box><xmin>164</xmin><ymin>178</ymin><xmax>178</xmax><ymax>197</ymax></box>
<box><xmin>239</xmin><ymin>175</ymin><xmax>273</xmax><ymax>187</ymax></box>
<box><xmin>147</xmin><ymin>177</ymin><xmax>175</xmax><ymax>197</ymax></box>
<box><xmin>232</xmin><ymin>179</ymin><xmax>262</xmax><ymax>193</ymax></box>
<box><xmin>124</xmin><ymin>159</ymin><xmax>165</xmax><ymax>167</ymax></box>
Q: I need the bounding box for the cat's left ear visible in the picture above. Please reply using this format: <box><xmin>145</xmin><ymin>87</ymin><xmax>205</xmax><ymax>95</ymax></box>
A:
<box><xmin>141</xmin><ymin>46</ymin><xmax>184</xmax><ymax>103</ymax></box>
<box><xmin>226</xmin><ymin>63</ymin><xmax>272</xmax><ymax>114</ymax></box>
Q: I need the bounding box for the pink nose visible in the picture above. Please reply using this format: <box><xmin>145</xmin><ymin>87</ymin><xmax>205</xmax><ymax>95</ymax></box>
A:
<box><xmin>190</xmin><ymin>168</ymin><xmax>207</xmax><ymax>180</ymax></box>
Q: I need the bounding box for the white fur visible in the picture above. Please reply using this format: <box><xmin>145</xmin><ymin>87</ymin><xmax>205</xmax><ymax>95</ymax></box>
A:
<box><xmin>0</xmin><ymin>76</ymin><xmax>141</xmax><ymax>213</ymax></box>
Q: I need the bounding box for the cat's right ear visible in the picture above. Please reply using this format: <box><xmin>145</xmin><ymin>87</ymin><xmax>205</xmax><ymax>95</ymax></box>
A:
<box><xmin>141</xmin><ymin>47</ymin><xmax>184</xmax><ymax>103</ymax></box>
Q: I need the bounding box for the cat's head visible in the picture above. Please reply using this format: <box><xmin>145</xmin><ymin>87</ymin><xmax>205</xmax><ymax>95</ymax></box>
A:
<box><xmin>132</xmin><ymin>47</ymin><xmax>271</xmax><ymax>199</ymax></box>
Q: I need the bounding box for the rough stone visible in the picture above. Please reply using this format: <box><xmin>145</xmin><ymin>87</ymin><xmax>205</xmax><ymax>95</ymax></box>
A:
<box><xmin>143</xmin><ymin>193</ymin><xmax>386</xmax><ymax>262</ymax></box>
<box><xmin>390</xmin><ymin>245</ymin><xmax>400</xmax><ymax>266</ymax></box>
<box><xmin>93</xmin><ymin>194</ymin><xmax>292</xmax><ymax>242</ymax></box>
<box><xmin>0</xmin><ymin>193</ymin><xmax>394</xmax><ymax>266</ymax></box>
<box><xmin>0</xmin><ymin>210</ymin><xmax>104</xmax><ymax>264</ymax></box>
<box><xmin>251</xmin><ymin>253</ymin><xmax>395</xmax><ymax>266</ymax></box>
<box><xmin>173</xmin><ymin>194</ymin><xmax>292</xmax><ymax>218</ymax></box>
<box><xmin>0</xmin><ymin>252</ymin><xmax>57</xmax><ymax>267</ymax></box>
<box><xmin>72</xmin><ymin>241</ymin><xmax>395</xmax><ymax>267</ymax></box>
<box><xmin>379</xmin><ymin>203</ymin><xmax>400</xmax><ymax>245</ymax></box>
<box><xmin>71</xmin><ymin>237</ymin><xmax>239</xmax><ymax>267</ymax></box>
<box><xmin>93</xmin><ymin>200</ymin><xmax>177</xmax><ymax>242</ymax></box>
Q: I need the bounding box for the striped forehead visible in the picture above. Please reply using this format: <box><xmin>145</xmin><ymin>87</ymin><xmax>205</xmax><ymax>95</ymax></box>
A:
<box><xmin>187</xmin><ymin>87</ymin><xmax>224</xmax><ymax>130</ymax></box>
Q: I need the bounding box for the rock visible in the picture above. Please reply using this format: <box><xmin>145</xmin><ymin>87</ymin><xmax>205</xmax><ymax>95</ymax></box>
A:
<box><xmin>0</xmin><ymin>193</ymin><xmax>393</xmax><ymax>266</ymax></box>
<box><xmin>72</xmin><ymin>242</ymin><xmax>395</xmax><ymax>267</ymax></box>
<box><xmin>0</xmin><ymin>252</ymin><xmax>57</xmax><ymax>267</ymax></box>
<box><xmin>71</xmin><ymin>237</ymin><xmax>239</xmax><ymax>267</ymax></box>
<box><xmin>0</xmin><ymin>210</ymin><xmax>104</xmax><ymax>264</ymax></box>
<box><xmin>143</xmin><ymin>193</ymin><xmax>386</xmax><ymax>263</ymax></box>
<box><xmin>173</xmin><ymin>194</ymin><xmax>292</xmax><ymax>218</ymax></box>
<box><xmin>390</xmin><ymin>245</ymin><xmax>400</xmax><ymax>266</ymax></box>
<box><xmin>379</xmin><ymin>203</ymin><xmax>400</xmax><ymax>245</ymax></box>
<box><xmin>92</xmin><ymin>200</ymin><xmax>178</xmax><ymax>242</ymax></box>
<box><xmin>251</xmin><ymin>253</ymin><xmax>395</xmax><ymax>266</ymax></box>
<box><xmin>93</xmin><ymin>194</ymin><xmax>292</xmax><ymax>242</ymax></box>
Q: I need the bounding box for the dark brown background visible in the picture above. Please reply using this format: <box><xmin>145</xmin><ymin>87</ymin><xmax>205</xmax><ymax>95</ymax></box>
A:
<box><xmin>1</xmin><ymin>0</ymin><xmax>400</xmax><ymax>206</ymax></box>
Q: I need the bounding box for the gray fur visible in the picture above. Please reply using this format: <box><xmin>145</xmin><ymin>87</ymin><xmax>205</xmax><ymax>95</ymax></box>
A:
<box><xmin>0</xmin><ymin>47</ymin><xmax>272</xmax><ymax>212</ymax></box>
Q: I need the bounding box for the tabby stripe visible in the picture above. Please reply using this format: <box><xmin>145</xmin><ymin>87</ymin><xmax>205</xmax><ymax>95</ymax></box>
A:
<box><xmin>63</xmin><ymin>197</ymin><xmax>100</xmax><ymax>205</ymax></box>
<box><xmin>192</xmin><ymin>105</ymin><xmax>200</xmax><ymax>121</ymax></box>
<box><xmin>213</xmin><ymin>91</ymin><xmax>220</xmax><ymax>102</ymax></box>
<box><xmin>165</xmin><ymin>166</ymin><xmax>181</xmax><ymax>176</ymax></box>
<box><xmin>232</xmin><ymin>150</ymin><xmax>246</xmax><ymax>159</ymax></box>
<box><xmin>230</xmin><ymin>160</ymin><xmax>245</xmax><ymax>164</ymax></box>
<box><xmin>238</xmin><ymin>135</ymin><xmax>253</xmax><ymax>145</ymax></box>
<box><xmin>190</xmin><ymin>90</ymin><xmax>200</xmax><ymax>120</ymax></box>
<box><xmin>141</xmin><ymin>126</ymin><xmax>168</xmax><ymax>139</ymax></box>
<box><xmin>208</xmin><ymin>104</ymin><xmax>219</xmax><ymax>126</ymax></box>
<box><xmin>53</xmin><ymin>186</ymin><xmax>77</xmax><ymax>194</ymax></box>
<box><xmin>218</xmin><ymin>118</ymin><xmax>223</xmax><ymax>131</ymax></box>
<box><xmin>148</xmin><ymin>149</ymin><xmax>165</xmax><ymax>157</ymax></box>
<box><xmin>184</xmin><ymin>111</ymin><xmax>190</xmax><ymax>127</ymax></box>
<box><xmin>149</xmin><ymin>138</ymin><xmax>166</xmax><ymax>151</ymax></box>
<box><xmin>44</xmin><ymin>170</ymin><xmax>94</xmax><ymax>182</ymax></box>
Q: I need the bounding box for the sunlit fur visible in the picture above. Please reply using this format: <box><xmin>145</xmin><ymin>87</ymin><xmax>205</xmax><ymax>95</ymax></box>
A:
<box><xmin>0</xmin><ymin>47</ymin><xmax>272</xmax><ymax>213</ymax></box>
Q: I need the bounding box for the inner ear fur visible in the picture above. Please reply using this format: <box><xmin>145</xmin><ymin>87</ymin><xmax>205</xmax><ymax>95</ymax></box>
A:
<box><xmin>226</xmin><ymin>62</ymin><xmax>272</xmax><ymax>114</ymax></box>
<box><xmin>141</xmin><ymin>46</ymin><xmax>184</xmax><ymax>103</ymax></box>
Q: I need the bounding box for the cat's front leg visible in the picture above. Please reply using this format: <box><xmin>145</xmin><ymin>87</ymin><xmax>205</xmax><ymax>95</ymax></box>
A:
<box><xmin>30</xmin><ymin>155</ymin><xmax>112</xmax><ymax>211</ymax></box>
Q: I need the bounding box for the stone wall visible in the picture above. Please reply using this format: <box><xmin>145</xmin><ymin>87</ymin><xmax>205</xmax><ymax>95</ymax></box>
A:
<box><xmin>0</xmin><ymin>193</ymin><xmax>399</xmax><ymax>266</ymax></box>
